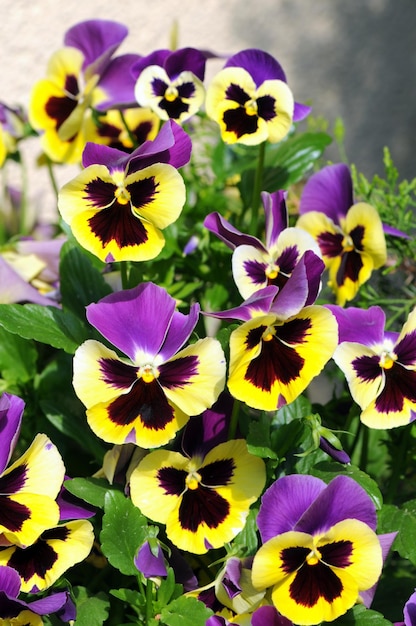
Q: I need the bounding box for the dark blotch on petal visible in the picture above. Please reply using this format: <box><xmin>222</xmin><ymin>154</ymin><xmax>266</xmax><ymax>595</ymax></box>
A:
<box><xmin>157</xmin><ymin>466</ymin><xmax>187</xmax><ymax>496</ymax></box>
<box><xmin>107</xmin><ymin>379</ymin><xmax>175</xmax><ymax>431</ymax></box>
<box><xmin>45</xmin><ymin>95</ymin><xmax>78</xmax><ymax>133</ymax></box>
<box><xmin>395</xmin><ymin>330</ymin><xmax>416</xmax><ymax>366</ymax></box>
<box><xmin>352</xmin><ymin>354</ymin><xmax>381</xmax><ymax>382</ymax></box>
<box><xmin>84</xmin><ymin>178</ymin><xmax>117</xmax><ymax>209</ymax></box>
<box><xmin>199</xmin><ymin>458</ymin><xmax>235</xmax><ymax>488</ymax></box>
<box><xmin>276</xmin><ymin>245</ymin><xmax>299</xmax><ymax>275</ymax></box>
<box><xmin>159</xmin><ymin>97</ymin><xmax>190</xmax><ymax>120</ymax></box>
<box><xmin>0</xmin><ymin>464</ymin><xmax>27</xmax><ymax>493</ymax></box>
<box><xmin>257</xmin><ymin>95</ymin><xmax>276</xmax><ymax>121</ymax></box>
<box><xmin>319</xmin><ymin>540</ymin><xmax>353</xmax><ymax>568</ymax></box>
<box><xmin>223</xmin><ymin>107</ymin><xmax>258</xmax><ymax>138</ymax></box>
<box><xmin>88</xmin><ymin>202</ymin><xmax>149</xmax><ymax>247</ymax></box>
<box><xmin>317</xmin><ymin>232</ymin><xmax>343</xmax><ymax>258</ymax></box>
<box><xmin>243</xmin><ymin>259</ymin><xmax>268</xmax><ymax>287</ymax></box>
<box><xmin>225</xmin><ymin>84</ymin><xmax>250</xmax><ymax>105</ymax></box>
<box><xmin>177</xmin><ymin>82</ymin><xmax>196</xmax><ymax>99</ymax></box>
<box><xmin>179</xmin><ymin>485</ymin><xmax>230</xmax><ymax>532</ymax></box>
<box><xmin>0</xmin><ymin>495</ymin><xmax>31</xmax><ymax>532</ymax></box>
<box><xmin>245</xmin><ymin>325</ymin><xmax>267</xmax><ymax>351</ymax></box>
<box><xmin>7</xmin><ymin>527</ymin><xmax>69</xmax><ymax>582</ymax></box>
<box><xmin>151</xmin><ymin>77</ymin><xmax>169</xmax><ymax>98</ymax></box>
<box><xmin>65</xmin><ymin>74</ymin><xmax>79</xmax><ymax>97</ymax></box>
<box><xmin>289</xmin><ymin>561</ymin><xmax>343</xmax><ymax>607</ymax></box>
<box><xmin>99</xmin><ymin>358</ymin><xmax>138</xmax><ymax>390</ymax></box>
<box><xmin>128</xmin><ymin>176</ymin><xmax>158</xmax><ymax>210</ymax></box>
<box><xmin>159</xmin><ymin>355</ymin><xmax>199</xmax><ymax>389</ymax></box>
<box><xmin>336</xmin><ymin>250</ymin><xmax>363</xmax><ymax>286</ymax></box>
<box><xmin>375</xmin><ymin>364</ymin><xmax>416</xmax><ymax>414</ymax></box>
<box><xmin>350</xmin><ymin>225</ymin><xmax>365</xmax><ymax>251</ymax></box>
<box><xmin>280</xmin><ymin>546</ymin><xmax>309</xmax><ymax>574</ymax></box>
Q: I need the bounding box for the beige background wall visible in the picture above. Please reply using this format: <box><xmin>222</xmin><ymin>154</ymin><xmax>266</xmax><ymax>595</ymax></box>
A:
<box><xmin>0</xmin><ymin>0</ymin><xmax>414</xmax><ymax>218</ymax></box>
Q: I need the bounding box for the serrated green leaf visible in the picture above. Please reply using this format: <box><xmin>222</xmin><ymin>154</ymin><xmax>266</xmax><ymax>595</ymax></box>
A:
<box><xmin>0</xmin><ymin>303</ymin><xmax>88</xmax><ymax>353</ymax></box>
<box><xmin>100</xmin><ymin>490</ymin><xmax>149</xmax><ymax>576</ymax></box>
<box><xmin>160</xmin><ymin>596</ymin><xmax>212</xmax><ymax>626</ymax></box>
<box><xmin>73</xmin><ymin>586</ymin><xmax>109</xmax><ymax>626</ymax></box>
<box><xmin>65</xmin><ymin>477</ymin><xmax>121</xmax><ymax>509</ymax></box>
<box><xmin>378</xmin><ymin>502</ymin><xmax>416</xmax><ymax>565</ymax></box>
<box><xmin>59</xmin><ymin>241</ymin><xmax>112</xmax><ymax>319</ymax></box>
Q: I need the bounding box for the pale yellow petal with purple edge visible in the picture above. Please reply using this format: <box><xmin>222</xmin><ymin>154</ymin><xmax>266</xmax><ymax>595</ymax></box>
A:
<box><xmin>360</xmin><ymin>396</ymin><xmax>416</xmax><ymax>429</ymax></box>
<box><xmin>0</xmin><ymin>494</ymin><xmax>60</xmax><ymax>548</ymax></box>
<box><xmin>232</xmin><ymin>245</ymin><xmax>270</xmax><ymax>300</ymax></box>
<box><xmin>205</xmin><ymin>67</ymin><xmax>257</xmax><ymax>122</ymax></box>
<box><xmin>58</xmin><ymin>164</ymin><xmax>114</xmax><ymax>224</ymax></box>
<box><xmin>256</xmin><ymin>78</ymin><xmax>294</xmax><ymax>143</ymax></box>
<box><xmin>344</xmin><ymin>203</ymin><xmax>387</xmax><ymax>270</ymax></box>
<box><xmin>333</xmin><ymin>342</ymin><xmax>383</xmax><ymax>411</ymax></box>
<box><xmin>296</xmin><ymin>211</ymin><xmax>340</xmax><ymax>265</ymax></box>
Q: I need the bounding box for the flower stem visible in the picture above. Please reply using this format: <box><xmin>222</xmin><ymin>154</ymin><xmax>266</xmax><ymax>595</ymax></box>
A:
<box><xmin>120</xmin><ymin>261</ymin><xmax>130</xmax><ymax>289</ymax></box>
<box><xmin>119</xmin><ymin>111</ymin><xmax>139</xmax><ymax>150</ymax></box>
<box><xmin>145</xmin><ymin>579</ymin><xmax>154</xmax><ymax>626</ymax></box>
<box><xmin>228</xmin><ymin>399</ymin><xmax>241</xmax><ymax>440</ymax></box>
<box><xmin>46</xmin><ymin>155</ymin><xmax>60</xmax><ymax>200</ymax></box>
<box><xmin>249</xmin><ymin>141</ymin><xmax>266</xmax><ymax>236</ymax></box>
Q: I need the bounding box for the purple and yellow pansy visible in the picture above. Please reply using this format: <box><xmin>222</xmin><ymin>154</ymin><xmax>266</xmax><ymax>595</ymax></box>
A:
<box><xmin>133</xmin><ymin>48</ymin><xmax>207</xmax><ymax>124</ymax></box>
<box><xmin>296</xmin><ymin>164</ymin><xmax>387</xmax><ymax>305</ymax></box>
<box><xmin>0</xmin><ymin>394</ymin><xmax>65</xmax><ymax>549</ymax></box>
<box><xmin>329</xmin><ymin>305</ymin><xmax>416</xmax><ymax>429</ymax></box>
<box><xmin>204</xmin><ymin>190</ymin><xmax>322</xmax><ymax>300</ymax></box>
<box><xmin>58</xmin><ymin>120</ymin><xmax>191</xmax><ymax>262</ymax></box>
<box><xmin>130</xmin><ymin>409</ymin><xmax>265</xmax><ymax>554</ymax></box>
<box><xmin>252</xmin><ymin>474</ymin><xmax>396</xmax><ymax>625</ymax></box>
<box><xmin>205</xmin><ymin>49</ymin><xmax>310</xmax><ymax>145</ymax></box>
<box><xmin>29</xmin><ymin>19</ymin><xmax>139</xmax><ymax>163</ymax></box>
<box><xmin>72</xmin><ymin>282</ymin><xmax>226</xmax><ymax>448</ymax></box>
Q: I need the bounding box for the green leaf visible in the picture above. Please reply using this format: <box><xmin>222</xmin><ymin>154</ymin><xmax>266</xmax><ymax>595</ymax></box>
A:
<box><xmin>73</xmin><ymin>586</ymin><xmax>109</xmax><ymax>626</ymax></box>
<box><xmin>331</xmin><ymin>604</ymin><xmax>393</xmax><ymax>626</ymax></box>
<box><xmin>65</xmin><ymin>477</ymin><xmax>121</xmax><ymax>509</ymax></box>
<box><xmin>378</xmin><ymin>501</ymin><xmax>416</xmax><ymax>565</ymax></box>
<box><xmin>160</xmin><ymin>596</ymin><xmax>212</xmax><ymax>626</ymax></box>
<box><xmin>232</xmin><ymin>507</ymin><xmax>260</xmax><ymax>555</ymax></box>
<box><xmin>110</xmin><ymin>588</ymin><xmax>145</xmax><ymax>608</ymax></box>
<box><xmin>0</xmin><ymin>303</ymin><xmax>89</xmax><ymax>353</ymax></box>
<box><xmin>59</xmin><ymin>241</ymin><xmax>112</xmax><ymax>319</ymax></box>
<box><xmin>100</xmin><ymin>490</ymin><xmax>149</xmax><ymax>576</ymax></box>
<box><xmin>247</xmin><ymin>416</ymin><xmax>278</xmax><ymax>459</ymax></box>
<box><xmin>0</xmin><ymin>325</ymin><xmax>37</xmax><ymax>383</ymax></box>
<box><xmin>157</xmin><ymin>568</ymin><xmax>182</xmax><ymax>607</ymax></box>
<box><xmin>311</xmin><ymin>462</ymin><xmax>383</xmax><ymax>510</ymax></box>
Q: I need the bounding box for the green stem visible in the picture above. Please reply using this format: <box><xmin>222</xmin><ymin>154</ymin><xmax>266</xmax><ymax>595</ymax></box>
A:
<box><xmin>145</xmin><ymin>579</ymin><xmax>154</xmax><ymax>626</ymax></box>
<box><xmin>120</xmin><ymin>261</ymin><xmax>130</xmax><ymax>289</ymax></box>
<box><xmin>228</xmin><ymin>399</ymin><xmax>241</xmax><ymax>441</ymax></box>
<box><xmin>359</xmin><ymin>424</ymin><xmax>369</xmax><ymax>472</ymax></box>
<box><xmin>119</xmin><ymin>110</ymin><xmax>139</xmax><ymax>150</ymax></box>
<box><xmin>46</xmin><ymin>155</ymin><xmax>60</xmax><ymax>200</ymax></box>
<box><xmin>249</xmin><ymin>141</ymin><xmax>266</xmax><ymax>236</ymax></box>
<box><xmin>18</xmin><ymin>151</ymin><xmax>31</xmax><ymax>235</ymax></box>
<box><xmin>385</xmin><ymin>426</ymin><xmax>411</xmax><ymax>504</ymax></box>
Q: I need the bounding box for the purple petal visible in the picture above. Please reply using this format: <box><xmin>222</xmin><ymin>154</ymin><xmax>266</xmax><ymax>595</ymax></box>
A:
<box><xmin>404</xmin><ymin>590</ymin><xmax>416</xmax><ymax>626</ymax></box>
<box><xmin>294</xmin><ymin>474</ymin><xmax>377</xmax><ymax>534</ymax></box>
<box><xmin>263</xmin><ymin>190</ymin><xmax>288</xmax><ymax>249</ymax></box>
<box><xmin>182</xmin><ymin>391</ymin><xmax>233</xmax><ymax>458</ymax></box>
<box><xmin>383</xmin><ymin>224</ymin><xmax>412</xmax><ymax>239</ymax></box>
<box><xmin>225</xmin><ymin>49</ymin><xmax>286</xmax><ymax>87</ymax></box>
<box><xmin>221</xmin><ymin>557</ymin><xmax>242</xmax><ymax>598</ymax></box>
<box><xmin>299</xmin><ymin>163</ymin><xmax>354</xmax><ymax>223</ymax></box>
<box><xmin>204</xmin><ymin>212</ymin><xmax>262</xmax><ymax>251</ymax></box>
<box><xmin>258</xmin><ymin>475</ymin><xmax>327</xmax><ymax>543</ymax></box>
<box><xmin>325</xmin><ymin>305</ymin><xmax>386</xmax><ymax>345</ymax></box>
<box><xmin>360</xmin><ymin>532</ymin><xmax>398</xmax><ymax>609</ymax></box>
<box><xmin>164</xmin><ymin>47</ymin><xmax>207</xmax><ymax>81</ymax></box>
<box><xmin>319</xmin><ymin>436</ymin><xmax>351</xmax><ymax>464</ymax></box>
<box><xmin>82</xmin><ymin>141</ymin><xmax>128</xmax><ymax>170</ymax></box>
<box><xmin>252</xmin><ymin>605</ymin><xmax>293</xmax><ymax>626</ymax></box>
<box><xmin>294</xmin><ymin>101</ymin><xmax>312</xmax><ymax>122</ymax></box>
<box><xmin>0</xmin><ymin>565</ymin><xmax>21</xmax><ymax>598</ymax></box>
<box><xmin>135</xmin><ymin>541</ymin><xmax>167</xmax><ymax>578</ymax></box>
<box><xmin>58</xmin><ymin>479</ymin><xmax>96</xmax><ymax>520</ymax></box>
<box><xmin>158</xmin><ymin>303</ymin><xmax>200</xmax><ymax>362</ymax></box>
<box><xmin>0</xmin><ymin>393</ymin><xmax>25</xmax><ymax>474</ymax></box>
<box><xmin>96</xmin><ymin>54</ymin><xmax>142</xmax><ymax>110</ymax></box>
<box><xmin>127</xmin><ymin>119</ymin><xmax>192</xmax><ymax>172</ymax></box>
<box><xmin>64</xmin><ymin>19</ymin><xmax>128</xmax><ymax>75</ymax></box>
<box><xmin>86</xmin><ymin>283</ymin><xmax>176</xmax><ymax>361</ymax></box>
<box><xmin>205</xmin><ymin>286</ymin><xmax>278</xmax><ymax>322</ymax></box>
<box><xmin>0</xmin><ymin>256</ymin><xmax>58</xmax><ymax>306</ymax></box>
<box><xmin>29</xmin><ymin>590</ymin><xmax>76</xmax><ymax>619</ymax></box>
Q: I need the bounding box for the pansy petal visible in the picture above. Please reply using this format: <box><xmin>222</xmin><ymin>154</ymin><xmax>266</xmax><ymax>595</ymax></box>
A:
<box><xmin>326</xmin><ymin>305</ymin><xmax>386</xmax><ymax>346</ymax></box>
<box><xmin>165</xmin><ymin>47</ymin><xmax>207</xmax><ymax>81</ymax></box>
<box><xmin>96</xmin><ymin>54</ymin><xmax>140</xmax><ymax>110</ymax></box>
<box><xmin>161</xmin><ymin>338</ymin><xmax>226</xmax><ymax>416</ymax></box>
<box><xmin>159</xmin><ymin>303</ymin><xmax>200</xmax><ymax>362</ymax></box>
<box><xmin>203</xmin><ymin>211</ymin><xmax>261</xmax><ymax>251</ymax></box>
<box><xmin>296</xmin><ymin>210</ymin><xmax>340</xmax><ymax>263</ymax></box>
<box><xmin>263</xmin><ymin>190</ymin><xmax>288</xmax><ymax>249</ymax></box>
<box><xmin>0</xmin><ymin>393</ymin><xmax>24</xmax><ymax>475</ymax></box>
<box><xmin>232</xmin><ymin>245</ymin><xmax>269</xmax><ymax>298</ymax></box>
<box><xmin>228</xmin><ymin>306</ymin><xmax>338</xmax><ymax>411</ymax></box>
<box><xmin>255</xmin><ymin>79</ymin><xmax>294</xmax><ymax>143</ymax></box>
<box><xmin>299</xmin><ymin>163</ymin><xmax>354</xmax><ymax>222</ymax></box>
<box><xmin>224</xmin><ymin>49</ymin><xmax>286</xmax><ymax>85</ymax></box>
<box><xmin>333</xmin><ymin>342</ymin><xmax>383</xmax><ymax>412</ymax></box>
<box><xmin>64</xmin><ymin>19</ymin><xmax>127</xmax><ymax>76</ymax></box>
<box><xmin>73</xmin><ymin>340</ymin><xmax>137</xmax><ymax>409</ymax></box>
<box><xmin>85</xmin><ymin>283</ymin><xmax>176</xmax><ymax>361</ymax></box>
<box><xmin>257</xmin><ymin>475</ymin><xmax>326</xmax><ymax>543</ymax></box>
<box><xmin>0</xmin><ymin>520</ymin><xmax>94</xmax><ymax>593</ymax></box>
<box><xmin>128</xmin><ymin>119</ymin><xmax>192</xmax><ymax>171</ymax></box>
<box><xmin>344</xmin><ymin>202</ymin><xmax>387</xmax><ymax>271</ymax></box>
<box><xmin>395</xmin><ymin>306</ymin><xmax>416</xmax><ymax>367</ymax></box>
<box><xmin>0</xmin><ymin>494</ymin><xmax>60</xmax><ymax>548</ymax></box>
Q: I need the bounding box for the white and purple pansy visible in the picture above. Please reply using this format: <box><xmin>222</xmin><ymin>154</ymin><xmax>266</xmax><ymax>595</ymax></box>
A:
<box><xmin>133</xmin><ymin>47</ymin><xmax>208</xmax><ymax>123</ymax></box>
<box><xmin>328</xmin><ymin>304</ymin><xmax>416</xmax><ymax>429</ymax></box>
<box><xmin>252</xmin><ymin>474</ymin><xmax>397</xmax><ymax>625</ymax></box>
<box><xmin>204</xmin><ymin>190</ymin><xmax>322</xmax><ymax>300</ymax></box>
<box><xmin>72</xmin><ymin>282</ymin><xmax>226</xmax><ymax>448</ymax></box>
<box><xmin>206</xmin><ymin>49</ymin><xmax>310</xmax><ymax>145</ymax></box>
<box><xmin>58</xmin><ymin>120</ymin><xmax>191</xmax><ymax>262</ymax></box>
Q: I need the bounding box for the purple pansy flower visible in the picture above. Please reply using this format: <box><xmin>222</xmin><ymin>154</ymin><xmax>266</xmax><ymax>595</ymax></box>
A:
<box><xmin>72</xmin><ymin>282</ymin><xmax>226</xmax><ymax>449</ymax></box>
<box><xmin>135</xmin><ymin>539</ymin><xmax>168</xmax><ymax>579</ymax></box>
<box><xmin>252</xmin><ymin>474</ymin><xmax>396</xmax><ymax>625</ymax></box>
<box><xmin>206</xmin><ymin>49</ymin><xmax>310</xmax><ymax>145</ymax></box>
<box><xmin>329</xmin><ymin>304</ymin><xmax>416</xmax><ymax>429</ymax></box>
<box><xmin>133</xmin><ymin>48</ymin><xmax>207</xmax><ymax>123</ymax></box>
<box><xmin>204</xmin><ymin>190</ymin><xmax>322</xmax><ymax>300</ymax></box>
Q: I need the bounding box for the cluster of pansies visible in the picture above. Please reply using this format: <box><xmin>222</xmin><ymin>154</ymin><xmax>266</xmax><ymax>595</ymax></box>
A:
<box><xmin>0</xmin><ymin>15</ymin><xmax>415</xmax><ymax>626</ymax></box>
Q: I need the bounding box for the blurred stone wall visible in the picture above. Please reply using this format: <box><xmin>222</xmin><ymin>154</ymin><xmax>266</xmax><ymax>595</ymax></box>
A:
<box><xmin>1</xmin><ymin>0</ymin><xmax>414</xmax><ymax>217</ymax></box>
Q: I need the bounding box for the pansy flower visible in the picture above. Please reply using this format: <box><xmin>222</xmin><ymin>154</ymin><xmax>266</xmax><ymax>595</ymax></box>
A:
<box><xmin>58</xmin><ymin>120</ymin><xmax>191</xmax><ymax>262</ymax></box>
<box><xmin>0</xmin><ymin>565</ymin><xmax>75</xmax><ymax>622</ymax></box>
<box><xmin>397</xmin><ymin>589</ymin><xmax>416</xmax><ymax>626</ymax></box>
<box><xmin>0</xmin><ymin>519</ymin><xmax>94</xmax><ymax>593</ymax></box>
<box><xmin>205</xmin><ymin>49</ymin><xmax>310</xmax><ymax>145</ymax></box>
<box><xmin>328</xmin><ymin>305</ymin><xmax>416</xmax><ymax>429</ymax></box>
<box><xmin>133</xmin><ymin>47</ymin><xmax>207</xmax><ymax>123</ymax></box>
<box><xmin>85</xmin><ymin>106</ymin><xmax>160</xmax><ymax>151</ymax></box>
<box><xmin>72</xmin><ymin>282</ymin><xmax>226</xmax><ymax>448</ymax></box>
<box><xmin>0</xmin><ymin>102</ymin><xmax>25</xmax><ymax>167</ymax></box>
<box><xmin>296</xmin><ymin>164</ymin><xmax>387</xmax><ymax>305</ymax></box>
<box><xmin>130</xmin><ymin>408</ymin><xmax>265</xmax><ymax>554</ymax></box>
<box><xmin>29</xmin><ymin>19</ymin><xmax>139</xmax><ymax>163</ymax></box>
<box><xmin>252</xmin><ymin>474</ymin><xmax>396</xmax><ymax>625</ymax></box>
<box><xmin>0</xmin><ymin>393</ymin><xmax>65</xmax><ymax>548</ymax></box>
<box><xmin>204</xmin><ymin>190</ymin><xmax>322</xmax><ymax>300</ymax></box>
<box><xmin>207</xmin><ymin>277</ymin><xmax>338</xmax><ymax>411</ymax></box>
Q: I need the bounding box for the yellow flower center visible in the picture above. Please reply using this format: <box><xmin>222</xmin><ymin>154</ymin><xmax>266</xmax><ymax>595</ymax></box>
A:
<box><xmin>266</xmin><ymin>264</ymin><xmax>279</xmax><ymax>280</ymax></box>
<box><xmin>186</xmin><ymin>470</ymin><xmax>202</xmax><ymax>490</ymax></box>
<box><xmin>138</xmin><ymin>364</ymin><xmax>159</xmax><ymax>383</ymax></box>
<box><xmin>245</xmin><ymin>98</ymin><xmax>258</xmax><ymax>116</ymax></box>
<box><xmin>115</xmin><ymin>184</ymin><xmax>131</xmax><ymax>205</ymax></box>
<box><xmin>262</xmin><ymin>325</ymin><xmax>276</xmax><ymax>342</ymax></box>
<box><xmin>379</xmin><ymin>351</ymin><xmax>397</xmax><ymax>370</ymax></box>
<box><xmin>306</xmin><ymin>548</ymin><xmax>322</xmax><ymax>566</ymax></box>
<box><xmin>165</xmin><ymin>85</ymin><xmax>179</xmax><ymax>102</ymax></box>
